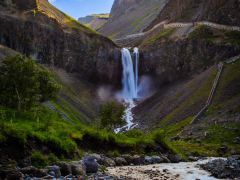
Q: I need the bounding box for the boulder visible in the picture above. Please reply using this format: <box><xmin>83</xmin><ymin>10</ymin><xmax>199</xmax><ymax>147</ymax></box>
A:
<box><xmin>98</xmin><ymin>157</ymin><xmax>116</xmax><ymax>167</ymax></box>
<box><xmin>200</xmin><ymin>157</ymin><xmax>240</xmax><ymax>179</ymax></box>
<box><xmin>188</xmin><ymin>156</ymin><xmax>199</xmax><ymax>162</ymax></box>
<box><xmin>161</xmin><ymin>155</ymin><xmax>171</xmax><ymax>163</ymax></box>
<box><xmin>20</xmin><ymin>166</ymin><xmax>47</xmax><ymax>178</ymax></box>
<box><xmin>87</xmin><ymin>154</ymin><xmax>102</xmax><ymax>162</ymax></box>
<box><xmin>234</xmin><ymin>137</ymin><xmax>240</xmax><ymax>144</ymax></box>
<box><xmin>122</xmin><ymin>154</ymin><xmax>145</xmax><ymax>165</ymax></box>
<box><xmin>167</xmin><ymin>154</ymin><xmax>183</xmax><ymax>163</ymax></box>
<box><xmin>57</xmin><ymin>162</ymin><xmax>72</xmax><ymax>176</ymax></box>
<box><xmin>83</xmin><ymin>156</ymin><xmax>98</xmax><ymax>174</ymax></box>
<box><xmin>70</xmin><ymin>161</ymin><xmax>86</xmax><ymax>176</ymax></box>
<box><xmin>46</xmin><ymin>165</ymin><xmax>61</xmax><ymax>178</ymax></box>
<box><xmin>151</xmin><ymin>156</ymin><xmax>164</xmax><ymax>164</ymax></box>
<box><xmin>144</xmin><ymin>156</ymin><xmax>164</xmax><ymax>164</ymax></box>
<box><xmin>6</xmin><ymin>171</ymin><xmax>23</xmax><ymax>180</ymax></box>
<box><xmin>218</xmin><ymin>145</ymin><xmax>228</xmax><ymax>154</ymax></box>
<box><xmin>115</xmin><ymin>157</ymin><xmax>127</xmax><ymax>166</ymax></box>
<box><xmin>144</xmin><ymin>156</ymin><xmax>153</xmax><ymax>164</ymax></box>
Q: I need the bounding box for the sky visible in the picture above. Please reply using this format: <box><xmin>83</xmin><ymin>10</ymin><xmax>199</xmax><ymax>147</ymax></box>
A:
<box><xmin>49</xmin><ymin>0</ymin><xmax>114</xmax><ymax>19</ymax></box>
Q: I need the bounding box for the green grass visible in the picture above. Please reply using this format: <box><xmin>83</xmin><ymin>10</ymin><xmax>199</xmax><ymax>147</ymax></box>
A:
<box><xmin>31</xmin><ymin>151</ymin><xmax>59</xmax><ymax>168</ymax></box>
<box><xmin>188</xmin><ymin>25</ymin><xmax>214</xmax><ymax>40</ymax></box>
<box><xmin>224</xmin><ymin>31</ymin><xmax>240</xmax><ymax>45</ymax></box>
<box><xmin>165</xmin><ymin>116</ymin><xmax>193</xmax><ymax>137</ymax></box>
<box><xmin>159</xmin><ymin>68</ymin><xmax>217</xmax><ymax>127</ymax></box>
<box><xmin>170</xmin><ymin>61</ymin><xmax>240</xmax><ymax>157</ymax></box>
<box><xmin>91</xmin><ymin>14</ymin><xmax>109</xmax><ymax>19</ymax></box>
<box><xmin>142</xmin><ymin>28</ymin><xmax>176</xmax><ymax>46</ymax></box>
<box><xmin>0</xmin><ymin>104</ymin><xmax>181</xmax><ymax>166</ymax></box>
<box><xmin>172</xmin><ymin>121</ymin><xmax>240</xmax><ymax>157</ymax></box>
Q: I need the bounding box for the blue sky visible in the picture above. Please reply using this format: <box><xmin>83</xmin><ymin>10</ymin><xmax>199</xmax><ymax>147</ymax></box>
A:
<box><xmin>49</xmin><ymin>0</ymin><xmax>114</xmax><ymax>19</ymax></box>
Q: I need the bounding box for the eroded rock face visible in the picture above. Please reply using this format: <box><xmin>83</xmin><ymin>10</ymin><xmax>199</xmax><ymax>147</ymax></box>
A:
<box><xmin>140</xmin><ymin>40</ymin><xmax>240</xmax><ymax>86</ymax></box>
<box><xmin>147</xmin><ymin>0</ymin><xmax>240</xmax><ymax>30</ymax></box>
<box><xmin>0</xmin><ymin>0</ymin><xmax>122</xmax><ymax>85</ymax></box>
<box><xmin>99</xmin><ymin>0</ymin><xmax>168</xmax><ymax>39</ymax></box>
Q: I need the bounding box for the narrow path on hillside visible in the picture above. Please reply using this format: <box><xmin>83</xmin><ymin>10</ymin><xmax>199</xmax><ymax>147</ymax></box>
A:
<box><xmin>115</xmin><ymin>21</ymin><xmax>240</xmax><ymax>46</ymax></box>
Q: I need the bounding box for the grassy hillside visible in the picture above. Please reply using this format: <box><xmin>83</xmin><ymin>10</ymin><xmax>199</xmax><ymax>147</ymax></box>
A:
<box><xmin>36</xmin><ymin>0</ymin><xmax>97</xmax><ymax>34</ymax></box>
<box><xmin>99</xmin><ymin>0</ymin><xmax>168</xmax><ymax>39</ymax></box>
<box><xmin>174</xmin><ymin>59</ymin><xmax>240</xmax><ymax>157</ymax></box>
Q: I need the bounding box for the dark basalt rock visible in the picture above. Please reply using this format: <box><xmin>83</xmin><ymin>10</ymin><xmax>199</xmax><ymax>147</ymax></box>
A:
<box><xmin>0</xmin><ymin>0</ymin><xmax>122</xmax><ymax>86</ymax></box>
<box><xmin>83</xmin><ymin>156</ymin><xmax>99</xmax><ymax>174</ymax></box>
<box><xmin>20</xmin><ymin>166</ymin><xmax>47</xmax><ymax>178</ymax></box>
<box><xmin>57</xmin><ymin>162</ymin><xmax>72</xmax><ymax>176</ymax></box>
<box><xmin>200</xmin><ymin>156</ymin><xmax>240</xmax><ymax>179</ymax></box>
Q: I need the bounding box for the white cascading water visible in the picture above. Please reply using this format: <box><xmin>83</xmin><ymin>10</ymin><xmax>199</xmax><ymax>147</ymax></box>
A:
<box><xmin>121</xmin><ymin>48</ymin><xmax>138</xmax><ymax>100</ymax></box>
<box><xmin>115</xmin><ymin>48</ymin><xmax>139</xmax><ymax>132</ymax></box>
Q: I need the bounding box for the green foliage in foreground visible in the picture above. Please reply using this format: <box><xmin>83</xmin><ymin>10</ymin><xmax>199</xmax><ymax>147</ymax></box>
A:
<box><xmin>100</xmin><ymin>101</ymin><xmax>126</xmax><ymax>131</ymax></box>
<box><xmin>31</xmin><ymin>151</ymin><xmax>59</xmax><ymax>168</ymax></box>
<box><xmin>0</xmin><ymin>55</ymin><xmax>60</xmax><ymax>111</ymax></box>
<box><xmin>0</xmin><ymin>104</ymin><xmax>179</xmax><ymax>164</ymax></box>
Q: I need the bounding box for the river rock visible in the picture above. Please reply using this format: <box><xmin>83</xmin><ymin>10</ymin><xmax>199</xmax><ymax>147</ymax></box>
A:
<box><xmin>84</xmin><ymin>156</ymin><xmax>99</xmax><ymax>174</ymax></box>
<box><xmin>6</xmin><ymin>170</ymin><xmax>23</xmax><ymax>180</ymax></box>
<box><xmin>46</xmin><ymin>165</ymin><xmax>61</xmax><ymax>178</ymax></box>
<box><xmin>70</xmin><ymin>161</ymin><xmax>86</xmax><ymax>176</ymax></box>
<box><xmin>99</xmin><ymin>157</ymin><xmax>116</xmax><ymax>167</ymax></box>
<box><xmin>188</xmin><ymin>156</ymin><xmax>199</xmax><ymax>162</ymax></box>
<box><xmin>161</xmin><ymin>155</ymin><xmax>171</xmax><ymax>163</ymax></box>
<box><xmin>57</xmin><ymin>162</ymin><xmax>72</xmax><ymax>176</ymax></box>
<box><xmin>20</xmin><ymin>166</ymin><xmax>47</xmax><ymax>178</ymax></box>
<box><xmin>114</xmin><ymin>157</ymin><xmax>127</xmax><ymax>166</ymax></box>
<box><xmin>144</xmin><ymin>156</ymin><xmax>163</xmax><ymax>164</ymax></box>
<box><xmin>234</xmin><ymin>137</ymin><xmax>240</xmax><ymax>144</ymax></box>
<box><xmin>167</xmin><ymin>154</ymin><xmax>183</xmax><ymax>163</ymax></box>
<box><xmin>200</xmin><ymin>157</ymin><xmax>240</xmax><ymax>179</ymax></box>
<box><xmin>87</xmin><ymin>153</ymin><xmax>102</xmax><ymax>162</ymax></box>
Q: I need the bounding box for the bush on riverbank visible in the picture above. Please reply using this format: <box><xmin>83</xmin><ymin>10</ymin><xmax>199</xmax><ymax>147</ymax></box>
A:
<box><xmin>0</xmin><ymin>104</ymin><xmax>180</xmax><ymax>167</ymax></box>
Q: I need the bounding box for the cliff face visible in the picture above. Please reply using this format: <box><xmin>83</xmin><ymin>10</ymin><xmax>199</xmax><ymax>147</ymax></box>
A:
<box><xmin>78</xmin><ymin>14</ymin><xmax>109</xmax><ymax>30</ymax></box>
<box><xmin>147</xmin><ymin>0</ymin><xmax>240</xmax><ymax>30</ymax></box>
<box><xmin>0</xmin><ymin>0</ymin><xmax>121</xmax><ymax>85</ymax></box>
<box><xmin>99</xmin><ymin>0</ymin><xmax>169</xmax><ymax>39</ymax></box>
<box><xmin>139</xmin><ymin>40</ymin><xmax>240</xmax><ymax>86</ymax></box>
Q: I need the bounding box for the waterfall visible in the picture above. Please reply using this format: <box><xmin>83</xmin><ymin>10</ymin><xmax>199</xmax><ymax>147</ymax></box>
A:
<box><xmin>134</xmin><ymin>47</ymin><xmax>139</xmax><ymax>97</ymax></box>
<box><xmin>116</xmin><ymin>48</ymin><xmax>139</xmax><ymax>133</ymax></box>
<box><xmin>121</xmin><ymin>48</ymin><xmax>139</xmax><ymax>101</ymax></box>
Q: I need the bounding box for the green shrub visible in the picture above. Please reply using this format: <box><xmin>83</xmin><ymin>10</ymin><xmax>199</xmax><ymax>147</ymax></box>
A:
<box><xmin>31</xmin><ymin>151</ymin><xmax>48</xmax><ymax>168</ymax></box>
<box><xmin>224</xmin><ymin>31</ymin><xmax>240</xmax><ymax>45</ymax></box>
<box><xmin>0</xmin><ymin>55</ymin><xmax>60</xmax><ymax>111</ymax></box>
<box><xmin>100</xmin><ymin>101</ymin><xmax>126</xmax><ymax>131</ymax></box>
<box><xmin>188</xmin><ymin>25</ymin><xmax>213</xmax><ymax>40</ymax></box>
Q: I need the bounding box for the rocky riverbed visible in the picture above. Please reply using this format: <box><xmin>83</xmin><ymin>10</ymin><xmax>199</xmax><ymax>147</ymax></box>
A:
<box><xmin>1</xmin><ymin>154</ymin><xmax>239</xmax><ymax>180</ymax></box>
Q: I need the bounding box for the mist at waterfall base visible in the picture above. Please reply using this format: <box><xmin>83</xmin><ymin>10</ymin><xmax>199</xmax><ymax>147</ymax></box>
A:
<box><xmin>115</xmin><ymin>48</ymin><xmax>154</xmax><ymax>132</ymax></box>
<box><xmin>116</xmin><ymin>48</ymin><xmax>154</xmax><ymax>102</ymax></box>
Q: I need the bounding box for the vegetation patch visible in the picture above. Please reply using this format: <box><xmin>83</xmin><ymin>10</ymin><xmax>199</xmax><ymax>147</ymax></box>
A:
<box><xmin>188</xmin><ymin>25</ymin><xmax>214</xmax><ymax>40</ymax></box>
<box><xmin>224</xmin><ymin>31</ymin><xmax>240</xmax><ymax>45</ymax></box>
<box><xmin>159</xmin><ymin>68</ymin><xmax>217</xmax><ymax>127</ymax></box>
<box><xmin>142</xmin><ymin>28</ymin><xmax>176</xmax><ymax>46</ymax></box>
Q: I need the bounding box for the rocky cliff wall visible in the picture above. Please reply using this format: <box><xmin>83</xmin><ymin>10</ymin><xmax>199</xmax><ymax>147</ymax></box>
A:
<box><xmin>146</xmin><ymin>0</ymin><xmax>240</xmax><ymax>31</ymax></box>
<box><xmin>0</xmin><ymin>0</ymin><xmax>121</xmax><ymax>85</ymax></box>
<box><xmin>139</xmin><ymin>40</ymin><xmax>240</xmax><ymax>86</ymax></box>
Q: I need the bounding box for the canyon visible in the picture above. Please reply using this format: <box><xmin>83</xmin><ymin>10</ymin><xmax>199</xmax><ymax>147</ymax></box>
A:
<box><xmin>0</xmin><ymin>0</ymin><xmax>239</xmax><ymax>179</ymax></box>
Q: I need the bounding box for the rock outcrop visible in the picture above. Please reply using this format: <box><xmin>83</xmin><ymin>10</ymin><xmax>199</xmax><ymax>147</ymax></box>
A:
<box><xmin>78</xmin><ymin>14</ymin><xmax>109</xmax><ymax>30</ymax></box>
<box><xmin>0</xmin><ymin>0</ymin><xmax>121</xmax><ymax>85</ymax></box>
<box><xmin>99</xmin><ymin>0</ymin><xmax>169</xmax><ymax>39</ymax></box>
<box><xmin>146</xmin><ymin>0</ymin><xmax>240</xmax><ymax>31</ymax></box>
